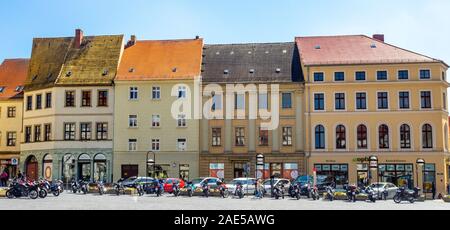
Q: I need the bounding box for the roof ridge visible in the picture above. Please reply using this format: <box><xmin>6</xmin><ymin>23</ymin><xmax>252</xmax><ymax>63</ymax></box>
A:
<box><xmin>295</xmin><ymin>34</ymin><xmax>366</xmax><ymax>39</ymax></box>
<box><xmin>136</xmin><ymin>38</ymin><xmax>203</xmax><ymax>43</ymax></box>
<box><xmin>205</xmin><ymin>41</ymin><xmax>294</xmax><ymax>46</ymax></box>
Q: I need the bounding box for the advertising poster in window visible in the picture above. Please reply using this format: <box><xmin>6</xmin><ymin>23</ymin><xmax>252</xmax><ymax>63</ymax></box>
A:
<box><xmin>209</xmin><ymin>163</ymin><xmax>224</xmax><ymax>178</ymax></box>
<box><xmin>283</xmin><ymin>163</ymin><xmax>298</xmax><ymax>179</ymax></box>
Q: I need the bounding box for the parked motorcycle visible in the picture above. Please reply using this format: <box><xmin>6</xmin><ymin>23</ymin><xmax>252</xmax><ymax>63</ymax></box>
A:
<box><xmin>393</xmin><ymin>187</ymin><xmax>421</xmax><ymax>204</ymax></box>
<box><xmin>96</xmin><ymin>181</ymin><xmax>106</xmax><ymax>195</ymax></box>
<box><xmin>40</xmin><ymin>179</ymin><xmax>62</xmax><ymax>197</ymax></box>
<box><xmin>364</xmin><ymin>186</ymin><xmax>377</xmax><ymax>203</ymax></box>
<box><xmin>114</xmin><ymin>179</ymin><xmax>126</xmax><ymax>196</ymax></box>
<box><xmin>346</xmin><ymin>185</ymin><xmax>357</xmax><ymax>202</ymax></box>
<box><xmin>289</xmin><ymin>182</ymin><xmax>301</xmax><ymax>200</ymax></box>
<box><xmin>309</xmin><ymin>185</ymin><xmax>320</xmax><ymax>200</ymax></box>
<box><xmin>71</xmin><ymin>180</ymin><xmax>88</xmax><ymax>194</ymax></box>
<box><xmin>172</xmin><ymin>182</ymin><xmax>180</xmax><ymax>197</ymax></box>
<box><xmin>324</xmin><ymin>186</ymin><xmax>335</xmax><ymax>201</ymax></box>
<box><xmin>234</xmin><ymin>183</ymin><xmax>245</xmax><ymax>199</ymax></box>
<box><xmin>218</xmin><ymin>182</ymin><xmax>229</xmax><ymax>198</ymax></box>
<box><xmin>6</xmin><ymin>180</ymin><xmax>39</xmax><ymax>199</ymax></box>
<box><xmin>135</xmin><ymin>183</ymin><xmax>144</xmax><ymax>196</ymax></box>
<box><xmin>202</xmin><ymin>182</ymin><xmax>210</xmax><ymax>198</ymax></box>
<box><xmin>186</xmin><ymin>182</ymin><xmax>194</xmax><ymax>197</ymax></box>
<box><xmin>273</xmin><ymin>183</ymin><xmax>285</xmax><ymax>200</ymax></box>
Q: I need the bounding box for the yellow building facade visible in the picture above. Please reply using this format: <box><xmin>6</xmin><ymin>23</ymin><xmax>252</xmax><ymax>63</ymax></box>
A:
<box><xmin>297</xmin><ymin>35</ymin><xmax>449</xmax><ymax>195</ymax></box>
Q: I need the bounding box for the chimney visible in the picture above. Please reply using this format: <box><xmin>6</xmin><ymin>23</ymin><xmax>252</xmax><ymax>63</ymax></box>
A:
<box><xmin>125</xmin><ymin>35</ymin><xmax>137</xmax><ymax>48</ymax></box>
<box><xmin>74</xmin><ymin>29</ymin><xmax>84</xmax><ymax>48</ymax></box>
<box><xmin>195</xmin><ymin>35</ymin><xmax>200</xmax><ymax>40</ymax></box>
<box><xmin>373</xmin><ymin>34</ymin><xmax>385</xmax><ymax>42</ymax></box>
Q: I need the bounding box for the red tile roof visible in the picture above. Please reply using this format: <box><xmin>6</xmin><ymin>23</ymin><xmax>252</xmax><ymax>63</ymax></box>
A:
<box><xmin>295</xmin><ymin>35</ymin><xmax>445</xmax><ymax>66</ymax></box>
<box><xmin>116</xmin><ymin>38</ymin><xmax>203</xmax><ymax>81</ymax></box>
<box><xmin>0</xmin><ymin>59</ymin><xmax>29</xmax><ymax>100</ymax></box>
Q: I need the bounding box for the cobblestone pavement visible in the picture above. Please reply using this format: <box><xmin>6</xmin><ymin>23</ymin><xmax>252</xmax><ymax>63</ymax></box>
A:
<box><xmin>1</xmin><ymin>192</ymin><xmax>449</xmax><ymax>210</ymax></box>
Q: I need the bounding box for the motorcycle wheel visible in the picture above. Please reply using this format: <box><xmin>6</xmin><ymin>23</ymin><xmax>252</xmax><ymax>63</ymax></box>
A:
<box><xmin>6</xmin><ymin>190</ymin><xmax>15</xmax><ymax>199</ymax></box>
<box><xmin>409</xmin><ymin>197</ymin><xmax>415</xmax><ymax>203</ymax></box>
<box><xmin>393</xmin><ymin>195</ymin><xmax>402</xmax><ymax>204</ymax></box>
<box><xmin>72</xmin><ymin>188</ymin><xmax>77</xmax><ymax>193</ymax></box>
<box><xmin>188</xmin><ymin>190</ymin><xmax>193</xmax><ymax>197</ymax></box>
<box><xmin>39</xmin><ymin>189</ymin><xmax>48</xmax><ymax>198</ymax></box>
<box><xmin>296</xmin><ymin>194</ymin><xmax>301</xmax><ymax>200</ymax></box>
<box><xmin>82</xmin><ymin>189</ymin><xmax>87</xmax><ymax>195</ymax></box>
<box><xmin>116</xmin><ymin>190</ymin><xmax>120</xmax><ymax>196</ymax></box>
<box><xmin>53</xmin><ymin>190</ymin><xmax>60</xmax><ymax>197</ymax></box>
<box><xmin>29</xmin><ymin>190</ymin><xmax>38</xmax><ymax>199</ymax></box>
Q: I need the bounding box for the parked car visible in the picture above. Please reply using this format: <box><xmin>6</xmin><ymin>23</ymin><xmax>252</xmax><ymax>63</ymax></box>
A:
<box><xmin>163</xmin><ymin>178</ymin><xmax>186</xmax><ymax>193</ymax></box>
<box><xmin>190</xmin><ymin>177</ymin><xmax>223</xmax><ymax>191</ymax></box>
<box><xmin>121</xmin><ymin>177</ymin><xmax>156</xmax><ymax>190</ymax></box>
<box><xmin>370</xmin><ymin>182</ymin><xmax>398</xmax><ymax>199</ymax></box>
<box><xmin>226</xmin><ymin>178</ymin><xmax>257</xmax><ymax>195</ymax></box>
<box><xmin>263</xmin><ymin>178</ymin><xmax>290</xmax><ymax>195</ymax></box>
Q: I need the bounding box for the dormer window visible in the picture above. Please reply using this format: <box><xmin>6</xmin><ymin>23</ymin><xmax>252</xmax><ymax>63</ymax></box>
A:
<box><xmin>315</xmin><ymin>45</ymin><xmax>321</xmax><ymax>49</ymax></box>
<box><xmin>282</xmin><ymin>50</ymin><xmax>287</xmax><ymax>54</ymax></box>
<box><xmin>129</xmin><ymin>68</ymin><xmax>135</xmax><ymax>73</ymax></box>
<box><xmin>66</xmin><ymin>71</ymin><xmax>72</xmax><ymax>77</ymax></box>
<box><xmin>370</xmin><ymin>43</ymin><xmax>377</xmax><ymax>48</ymax></box>
<box><xmin>249</xmin><ymin>69</ymin><xmax>255</xmax><ymax>74</ymax></box>
<box><xmin>172</xmin><ymin>68</ymin><xmax>178</xmax><ymax>73</ymax></box>
<box><xmin>32</xmin><ymin>75</ymin><xmax>38</xmax><ymax>81</ymax></box>
<box><xmin>0</xmin><ymin>87</ymin><xmax>5</xmax><ymax>93</ymax></box>
<box><xmin>276</xmin><ymin>68</ymin><xmax>281</xmax><ymax>73</ymax></box>
<box><xmin>224</xmin><ymin>69</ymin><xmax>229</xmax><ymax>74</ymax></box>
<box><xmin>15</xmin><ymin>86</ymin><xmax>23</xmax><ymax>92</ymax></box>
<box><xmin>102</xmin><ymin>69</ymin><xmax>109</xmax><ymax>76</ymax></box>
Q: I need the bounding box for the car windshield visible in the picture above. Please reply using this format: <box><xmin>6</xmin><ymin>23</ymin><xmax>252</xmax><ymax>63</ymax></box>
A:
<box><xmin>263</xmin><ymin>180</ymin><xmax>276</xmax><ymax>185</ymax></box>
<box><xmin>122</xmin><ymin>177</ymin><xmax>137</xmax><ymax>183</ymax></box>
<box><xmin>229</xmin><ymin>179</ymin><xmax>246</xmax><ymax>185</ymax></box>
<box><xmin>371</xmin><ymin>183</ymin><xmax>385</xmax><ymax>188</ymax></box>
<box><xmin>191</xmin><ymin>179</ymin><xmax>203</xmax><ymax>184</ymax></box>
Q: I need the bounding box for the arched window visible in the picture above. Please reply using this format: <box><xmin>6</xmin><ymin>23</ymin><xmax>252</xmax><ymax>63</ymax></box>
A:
<box><xmin>422</xmin><ymin>124</ymin><xmax>433</xmax><ymax>149</ymax></box>
<box><xmin>379</xmin><ymin>125</ymin><xmax>389</xmax><ymax>149</ymax></box>
<box><xmin>400</xmin><ymin>124</ymin><xmax>411</xmax><ymax>149</ymax></box>
<box><xmin>315</xmin><ymin>125</ymin><xmax>325</xmax><ymax>149</ymax></box>
<box><xmin>357</xmin><ymin>125</ymin><xmax>367</xmax><ymax>149</ymax></box>
<box><xmin>336</xmin><ymin>125</ymin><xmax>346</xmax><ymax>149</ymax></box>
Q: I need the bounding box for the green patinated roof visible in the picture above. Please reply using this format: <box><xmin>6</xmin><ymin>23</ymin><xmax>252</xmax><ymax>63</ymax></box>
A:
<box><xmin>25</xmin><ymin>34</ymin><xmax>124</xmax><ymax>91</ymax></box>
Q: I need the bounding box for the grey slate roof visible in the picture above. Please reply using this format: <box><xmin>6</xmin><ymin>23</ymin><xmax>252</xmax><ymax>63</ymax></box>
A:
<box><xmin>201</xmin><ymin>42</ymin><xmax>303</xmax><ymax>83</ymax></box>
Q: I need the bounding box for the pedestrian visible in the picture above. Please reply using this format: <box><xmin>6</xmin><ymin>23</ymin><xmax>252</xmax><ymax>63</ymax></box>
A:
<box><xmin>17</xmin><ymin>170</ymin><xmax>23</xmax><ymax>180</ymax></box>
<box><xmin>0</xmin><ymin>171</ymin><xmax>7</xmax><ymax>187</ymax></box>
<box><xmin>432</xmin><ymin>181</ymin><xmax>436</xmax><ymax>200</ymax></box>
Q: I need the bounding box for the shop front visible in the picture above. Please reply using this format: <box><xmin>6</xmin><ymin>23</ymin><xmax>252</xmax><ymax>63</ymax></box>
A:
<box><xmin>308</xmin><ymin>153</ymin><xmax>446</xmax><ymax>194</ymax></box>
<box><xmin>0</xmin><ymin>156</ymin><xmax>19</xmax><ymax>179</ymax></box>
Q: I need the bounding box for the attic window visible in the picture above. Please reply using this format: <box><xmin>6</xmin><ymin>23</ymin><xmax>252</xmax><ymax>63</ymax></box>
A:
<box><xmin>32</xmin><ymin>75</ymin><xmax>38</xmax><ymax>81</ymax></box>
<box><xmin>248</xmin><ymin>51</ymin><xmax>252</xmax><ymax>54</ymax></box>
<box><xmin>224</xmin><ymin>69</ymin><xmax>229</xmax><ymax>74</ymax></box>
<box><xmin>265</xmin><ymin>51</ymin><xmax>269</xmax><ymax>54</ymax></box>
<box><xmin>249</xmin><ymin>69</ymin><xmax>255</xmax><ymax>74</ymax></box>
<box><xmin>129</xmin><ymin>68</ymin><xmax>135</xmax><ymax>73</ymax></box>
<box><xmin>370</xmin><ymin>43</ymin><xmax>377</xmax><ymax>48</ymax></box>
<box><xmin>216</xmin><ymin>52</ymin><xmax>220</xmax><ymax>55</ymax></box>
<box><xmin>102</xmin><ymin>69</ymin><xmax>109</xmax><ymax>76</ymax></box>
<box><xmin>15</xmin><ymin>86</ymin><xmax>24</xmax><ymax>92</ymax></box>
<box><xmin>276</xmin><ymin>68</ymin><xmax>281</xmax><ymax>73</ymax></box>
<box><xmin>282</xmin><ymin>50</ymin><xmax>287</xmax><ymax>54</ymax></box>
<box><xmin>172</xmin><ymin>68</ymin><xmax>178</xmax><ymax>73</ymax></box>
<box><xmin>66</xmin><ymin>71</ymin><xmax>72</xmax><ymax>77</ymax></box>
<box><xmin>230</xmin><ymin>51</ymin><xmax>234</xmax><ymax>55</ymax></box>
<box><xmin>315</xmin><ymin>45</ymin><xmax>321</xmax><ymax>49</ymax></box>
<box><xmin>0</xmin><ymin>87</ymin><xmax>4</xmax><ymax>93</ymax></box>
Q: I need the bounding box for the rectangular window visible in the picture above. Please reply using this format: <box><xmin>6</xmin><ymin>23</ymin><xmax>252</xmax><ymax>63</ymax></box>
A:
<box><xmin>314</xmin><ymin>72</ymin><xmax>324</xmax><ymax>82</ymax></box>
<box><xmin>34</xmin><ymin>125</ymin><xmax>41</xmax><ymax>142</ymax></box>
<box><xmin>356</xmin><ymin>93</ymin><xmax>367</xmax><ymax>110</ymax></box>
<box><xmin>177</xmin><ymin>138</ymin><xmax>187</xmax><ymax>151</ymax></box>
<box><xmin>152</xmin><ymin>115</ymin><xmax>160</xmax><ymax>127</ymax></box>
<box><xmin>81</xmin><ymin>91</ymin><xmax>92</xmax><ymax>107</ymax></box>
<box><xmin>212</xmin><ymin>128</ymin><xmax>221</xmax><ymax>147</ymax></box>
<box><xmin>282</xmin><ymin>127</ymin><xmax>293</xmax><ymax>146</ymax></box>
<box><xmin>399</xmin><ymin>92</ymin><xmax>410</xmax><ymax>109</ymax></box>
<box><xmin>258</xmin><ymin>93</ymin><xmax>268</xmax><ymax>109</ymax></box>
<box><xmin>420</xmin><ymin>70</ymin><xmax>431</xmax><ymax>79</ymax></box>
<box><xmin>98</xmin><ymin>90</ymin><xmax>108</xmax><ymax>107</ymax></box>
<box><xmin>235</xmin><ymin>127</ymin><xmax>245</xmax><ymax>146</ymax></box>
<box><xmin>334</xmin><ymin>72</ymin><xmax>345</xmax><ymax>81</ymax></box>
<box><xmin>259</xmin><ymin>128</ymin><xmax>269</xmax><ymax>146</ymax></box>
<box><xmin>152</xmin><ymin>87</ymin><xmax>161</xmax><ymax>100</ymax></box>
<box><xmin>129</xmin><ymin>87</ymin><xmax>138</xmax><ymax>100</ymax></box>
<box><xmin>152</xmin><ymin>139</ymin><xmax>160</xmax><ymax>151</ymax></box>
<box><xmin>421</xmin><ymin>91</ymin><xmax>432</xmax><ymax>109</ymax></box>
<box><xmin>398</xmin><ymin>70</ymin><xmax>409</xmax><ymax>80</ymax></box>
<box><xmin>128</xmin><ymin>139</ymin><xmax>137</xmax><ymax>151</ymax></box>
<box><xmin>36</xmin><ymin>94</ymin><xmax>42</xmax><ymax>110</ymax></box>
<box><xmin>178</xmin><ymin>86</ymin><xmax>187</xmax><ymax>99</ymax></box>
<box><xmin>129</xmin><ymin>115</ymin><xmax>138</xmax><ymax>127</ymax></box>
<box><xmin>44</xmin><ymin>124</ymin><xmax>51</xmax><ymax>141</ymax></box>
<box><xmin>7</xmin><ymin>107</ymin><xmax>16</xmax><ymax>118</ymax></box>
<box><xmin>25</xmin><ymin>126</ymin><xmax>32</xmax><ymax>143</ymax></box>
<box><xmin>355</xmin><ymin>71</ymin><xmax>366</xmax><ymax>81</ymax></box>
<box><xmin>177</xmin><ymin>114</ymin><xmax>187</xmax><ymax>127</ymax></box>
<box><xmin>65</xmin><ymin>91</ymin><xmax>75</xmax><ymax>107</ymax></box>
<box><xmin>6</xmin><ymin>132</ymin><xmax>16</xmax><ymax>146</ymax></box>
<box><xmin>212</xmin><ymin>94</ymin><xmax>222</xmax><ymax>111</ymax></box>
<box><xmin>96</xmin><ymin>123</ymin><xmax>108</xmax><ymax>140</ymax></box>
<box><xmin>26</xmin><ymin>95</ymin><xmax>32</xmax><ymax>111</ymax></box>
<box><xmin>282</xmin><ymin>93</ymin><xmax>292</xmax><ymax>109</ymax></box>
<box><xmin>314</xmin><ymin>93</ymin><xmax>325</xmax><ymax>110</ymax></box>
<box><xmin>377</xmin><ymin>92</ymin><xmax>389</xmax><ymax>109</ymax></box>
<box><xmin>64</xmin><ymin>123</ymin><xmax>76</xmax><ymax>140</ymax></box>
<box><xmin>235</xmin><ymin>93</ymin><xmax>245</xmax><ymax>110</ymax></box>
<box><xmin>377</xmin><ymin>71</ymin><xmax>388</xmax><ymax>80</ymax></box>
<box><xmin>80</xmin><ymin>123</ymin><xmax>92</xmax><ymax>141</ymax></box>
<box><xmin>45</xmin><ymin>92</ymin><xmax>52</xmax><ymax>108</ymax></box>
<box><xmin>335</xmin><ymin>93</ymin><xmax>345</xmax><ymax>110</ymax></box>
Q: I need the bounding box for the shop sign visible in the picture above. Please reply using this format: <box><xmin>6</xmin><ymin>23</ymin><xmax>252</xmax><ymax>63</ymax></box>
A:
<box><xmin>385</xmin><ymin>160</ymin><xmax>407</xmax><ymax>163</ymax></box>
<box><xmin>325</xmin><ymin>160</ymin><xmax>336</xmax><ymax>163</ymax></box>
<box><xmin>369</xmin><ymin>161</ymin><xmax>378</xmax><ymax>169</ymax></box>
<box><xmin>353</xmin><ymin>157</ymin><xmax>370</xmax><ymax>163</ymax></box>
<box><xmin>11</xmin><ymin>158</ymin><xmax>18</xmax><ymax>165</ymax></box>
<box><xmin>0</xmin><ymin>160</ymin><xmax>11</xmax><ymax>165</ymax></box>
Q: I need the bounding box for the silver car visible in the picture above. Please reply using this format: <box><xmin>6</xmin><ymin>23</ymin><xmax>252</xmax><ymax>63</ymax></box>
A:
<box><xmin>226</xmin><ymin>178</ymin><xmax>257</xmax><ymax>195</ymax></box>
<box><xmin>370</xmin><ymin>182</ymin><xmax>398</xmax><ymax>199</ymax></box>
<box><xmin>263</xmin><ymin>178</ymin><xmax>290</xmax><ymax>194</ymax></box>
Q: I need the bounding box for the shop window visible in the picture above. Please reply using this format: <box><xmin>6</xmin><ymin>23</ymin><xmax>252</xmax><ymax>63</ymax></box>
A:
<box><xmin>94</xmin><ymin>154</ymin><xmax>107</xmax><ymax>182</ymax></box>
<box><xmin>62</xmin><ymin>154</ymin><xmax>75</xmax><ymax>183</ymax></box>
<box><xmin>270</xmin><ymin>163</ymin><xmax>282</xmax><ymax>178</ymax></box>
<box><xmin>378</xmin><ymin>164</ymin><xmax>414</xmax><ymax>189</ymax></box>
<box><xmin>283</xmin><ymin>163</ymin><xmax>298</xmax><ymax>179</ymax></box>
<box><xmin>179</xmin><ymin>164</ymin><xmax>190</xmax><ymax>181</ymax></box>
<box><xmin>315</xmin><ymin>164</ymin><xmax>348</xmax><ymax>186</ymax></box>
<box><xmin>209</xmin><ymin>163</ymin><xmax>224</xmax><ymax>178</ymax></box>
<box><xmin>423</xmin><ymin>164</ymin><xmax>436</xmax><ymax>193</ymax></box>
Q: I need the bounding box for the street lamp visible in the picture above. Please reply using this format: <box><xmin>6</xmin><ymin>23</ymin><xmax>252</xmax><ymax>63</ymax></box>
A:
<box><xmin>416</xmin><ymin>158</ymin><xmax>425</xmax><ymax>200</ymax></box>
<box><xmin>256</xmin><ymin>154</ymin><xmax>265</xmax><ymax>196</ymax></box>
<box><xmin>146</xmin><ymin>151</ymin><xmax>156</xmax><ymax>178</ymax></box>
<box><xmin>369</xmin><ymin>156</ymin><xmax>378</xmax><ymax>198</ymax></box>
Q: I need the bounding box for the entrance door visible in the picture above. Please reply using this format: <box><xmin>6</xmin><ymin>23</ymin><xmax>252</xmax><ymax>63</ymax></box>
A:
<box><xmin>25</xmin><ymin>156</ymin><xmax>38</xmax><ymax>181</ymax></box>
<box><xmin>234</xmin><ymin>163</ymin><xmax>245</xmax><ymax>178</ymax></box>
<box><xmin>121</xmin><ymin>165</ymin><xmax>138</xmax><ymax>179</ymax></box>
